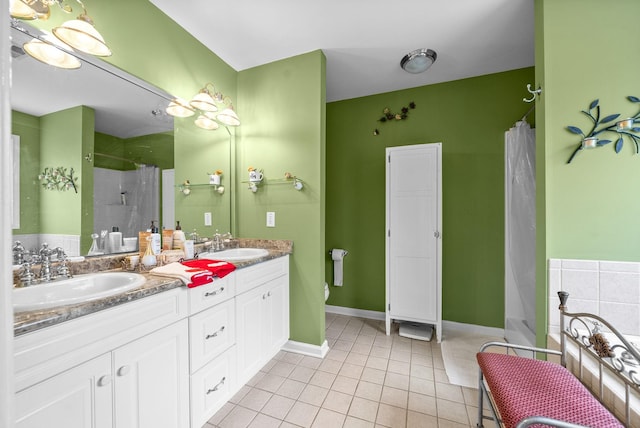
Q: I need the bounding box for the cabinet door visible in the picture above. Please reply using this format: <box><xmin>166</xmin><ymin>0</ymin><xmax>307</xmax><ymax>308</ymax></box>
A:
<box><xmin>235</xmin><ymin>284</ymin><xmax>267</xmax><ymax>385</ymax></box>
<box><xmin>265</xmin><ymin>275</ymin><xmax>290</xmax><ymax>359</ymax></box>
<box><xmin>113</xmin><ymin>319</ymin><xmax>189</xmax><ymax>428</ymax></box>
<box><xmin>189</xmin><ymin>298</ymin><xmax>235</xmax><ymax>372</ymax></box>
<box><xmin>16</xmin><ymin>353</ymin><xmax>112</xmax><ymax>428</ymax></box>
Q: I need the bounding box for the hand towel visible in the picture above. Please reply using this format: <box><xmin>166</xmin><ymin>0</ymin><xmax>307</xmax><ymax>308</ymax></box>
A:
<box><xmin>150</xmin><ymin>262</ymin><xmax>213</xmax><ymax>288</ymax></box>
<box><xmin>181</xmin><ymin>259</ymin><xmax>236</xmax><ymax>278</ymax></box>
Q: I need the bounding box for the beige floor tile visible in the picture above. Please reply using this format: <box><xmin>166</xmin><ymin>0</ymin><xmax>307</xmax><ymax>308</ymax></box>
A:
<box><xmin>407</xmin><ymin>392</ymin><xmax>437</xmax><ymax>416</ymax></box>
<box><xmin>219</xmin><ymin>405</ymin><xmax>257</xmax><ymax>428</ymax></box>
<box><xmin>311</xmin><ymin>408</ymin><xmax>347</xmax><ymax>427</ymax></box>
<box><xmin>437</xmin><ymin>398</ymin><xmax>470</xmax><ymax>425</ymax></box>
<box><xmin>332</xmin><ymin>375</ymin><xmax>359</xmax><ymax>395</ymax></box>
<box><xmin>387</xmin><ymin>360</ymin><xmax>410</xmax><ymax>376</ymax></box>
<box><xmin>207</xmin><ymin>402</ymin><xmax>235</xmax><ymax>425</ymax></box>
<box><xmin>380</xmin><ymin>386</ymin><xmax>408</xmax><ymax>409</ymax></box>
<box><xmin>327</xmin><ymin>348</ymin><xmax>349</xmax><ymax>362</ymax></box>
<box><xmin>384</xmin><ymin>372</ymin><xmax>410</xmax><ymax>390</ymax></box>
<box><xmin>409</xmin><ymin>376</ymin><xmax>436</xmax><ymax>396</ymax></box>
<box><xmin>375</xmin><ymin>403</ymin><xmax>407</xmax><ymax>427</ymax></box>
<box><xmin>373</xmin><ymin>336</ymin><xmax>394</xmax><ymax>349</ymax></box>
<box><xmin>344</xmin><ymin>415</ymin><xmax>376</xmax><ymax>428</ymax></box>
<box><xmin>348</xmin><ymin>396</ymin><xmax>379</xmax><ymax>422</ymax></box>
<box><xmin>462</xmin><ymin>386</ymin><xmax>479</xmax><ymax>406</ymax></box>
<box><xmin>366</xmin><ymin>356</ymin><xmax>389</xmax><ymax>371</ymax></box>
<box><xmin>319</xmin><ymin>357</ymin><xmax>343</xmax><ymax>374</ymax></box>
<box><xmin>351</xmin><ymin>343</ymin><xmax>373</xmax><ymax>355</ymax></box>
<box><xmin>247</xmin><ymin>413</ymin><xmax>281</xmax><ymax>428</ymax></box>
<box><xmin>434</xmin><ymin>368</ymin><xmax>449</xmax><ymax>383</ymax></box>
<box><xmin>466</xmin><ymin>404</ymin><xmax>480</xmax><ymax>427</ymax></box>
<box><xmin>389</xmin><ymin>349</ymin><xmax>412</xmax><ymax>363</ymax></box>
<box><xmin>407</xmin><ymin>410</ymin><xmax>438</xmax><ymax>428</ymax></box>
<box><xmin>411</xmin><ymin>353</ymin><xmax>433</xmax><ymax>367</ymax></box>
<box><xmin>284</xmin><ymin>401</ymin><xmax>320</xmax><ymax>428</ymax></box>
<box><xmin>299</xmin><ymin>355</ymin><xmax>323</xmax><ymax>370</ymax></box>
<box><xmin>281</xmin><ymin>352</ymin><xmax>304</xmax><ymax>365</ymax></box>
<box><xmin>361</xmin><ymin>367</ymin><xmax>386</xmax><ymax>385</ymax></box>
<box><xmin>355</xmin><ymin>335</ymin><xmax>375</xmax><ymax>346</ymax></box>
<box><xmin>410</xmin><ymin>363</ymin><xmax>434</xmax><ymax>380</ymax></box>
<box><xmin>299</xmin><ymin>384</ymin><xmax>330</xmax><ymax>407</ymax></box>
<box><xmin>254</xmin><ymin>373</ymin><xmax>286</xmax><ymax>393</ymax></box>
<box><xmin>435</xmin><ymin>382</ymin><xmax>464</xmax><ymax>403</ymax></box>
<box><xmin>238</xmin><ymin>388</ymin><xmax>272</xmax><ymax>412</ymax></box>
<box><xmin>309</xmin><ymin>370</ymin><xmax>337</xmax><ymax>389</ymax></box>
<box><xmin>355</xmin><ymin>380</ymin><xmax>383</xmax><ymax>401</ymax></box>
<box><xmin>269</xmin><ymin>361</ymin><xmax>296</xmax><ymax>377</ymax></box>
<box><xmin>260</xmin><ymin>394</ymin><xmax>295</xmax><ymax>420</ymax></box>
<box><xmin>370</xmin><ymin>346</ymin><xmax>392</xmax><ymax>359</ymax></box>
<box><xmin>326</xmin><ymin>328</ymin><xmax>344</xmax><ymax>340</ymax></box>
<box><xmin>262</xmin><ymin>359</ymin><xmax>278</xmax><ymax>372</ymax></box>
<box><xmin>246</xmin><ymin>371</ymin><xmax>265</xmax><ymax>387</ymax></box>
<box><xmin>346</xmin><ymin>351</ymin><xmax>370</xmax><ymax>366</ymax></box>
<box><xmin>339</xmin><ymin>331</ymin><xmax>359</xmax><ymax>342</ymax></box>
<box><xmin>334</xmin><ymin>339</ymin><xmax>355</xmax><ymax>352</ymax></box>
<box><xmin>437</xmin><ymin>418</ymin><xmax>472</xmax><ymax>428</ymax></box>
<box><xmin>340</xmin><ymin>362</ymin><xmax>365</xmax><ymax>379</ymax></box>
<box><xmin>275</xmin><ymin>378</ymin><xmax>307</xmax><ymax>400</ymax></box>
<box><xmin>229</xmin><ymin>386</ymin><xmax>251</xmax><ymax>404</ymax></box>
<box><xmin>289</xmin><ymin>365</ymin><xmax>316</xmax><ymax>383</ymax></box>
<box><xmin>323</xmin><ymin>389</ymin><xmax>353</xmax><ymax>414</ymax></box>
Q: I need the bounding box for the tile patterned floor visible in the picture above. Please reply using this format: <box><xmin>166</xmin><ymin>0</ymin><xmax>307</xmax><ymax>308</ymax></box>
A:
<box><xmin>204</xmin><ymin>313</ymin><xmax>482</xmax><ymax>428</ymax></box>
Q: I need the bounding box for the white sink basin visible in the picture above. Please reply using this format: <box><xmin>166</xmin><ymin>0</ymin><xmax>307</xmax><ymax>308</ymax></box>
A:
<box><xmin>13</xmin><ymin>272</ymin><xmax>146</xmax><ymax>312</ymax></box>
<box><xmin>199</xmin><ymin>248</ymin><xmax>269</xmax><ymax>262</ymax></box>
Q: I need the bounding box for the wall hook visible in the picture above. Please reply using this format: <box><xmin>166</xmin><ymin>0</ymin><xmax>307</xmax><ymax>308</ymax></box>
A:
<box><xmin>84</xmin><ymin>153</ymin><xmax>93</xmax><ymax>162</ymax></box>
<box><xmin>523</xmin><ymin>84</ymin><xmax>542</xmax><ymax>103</ymax></box>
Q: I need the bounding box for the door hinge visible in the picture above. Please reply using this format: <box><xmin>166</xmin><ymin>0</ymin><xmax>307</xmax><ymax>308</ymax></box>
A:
<box><xmin>388</xmin><ymin>303</ymin><xmax>390</xmax><ymax>311</ymax></box>
<box><xmin>387</xmin><ymin>230</ymin><xmax>390</xmax><ymax>237</ymax></box>
<box><xmin>388</xmin><ymin>154</ymin><xmax>390</xmax><ymax>162</ymax></box>
<box><xmin>434</xmin><ymin>231</ymin><xmax>440</xmax><ymax>239</ymax></box>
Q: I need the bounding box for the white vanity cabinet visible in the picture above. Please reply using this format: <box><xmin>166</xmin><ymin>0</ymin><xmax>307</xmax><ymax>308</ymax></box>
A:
<box><xmin>14</xmin><ymin>288</ymin><xmax>190</xmax><ymax>428</ymax></box>
<box><xmin>235</xmin><ymin>256</ymin><xmax>290</xmax><ymax>385</ymax></box>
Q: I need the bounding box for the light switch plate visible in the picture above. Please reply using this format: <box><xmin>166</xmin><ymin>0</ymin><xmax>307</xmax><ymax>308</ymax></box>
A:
<box><xmin>204</xmin><ymin>212</ymin><xmax>212</xmax><ymax>226</ymax></box>
<box><xmin>266</xmin><ymin>211</ymin><xmax>275</xmax><ymax>227</ymax></box>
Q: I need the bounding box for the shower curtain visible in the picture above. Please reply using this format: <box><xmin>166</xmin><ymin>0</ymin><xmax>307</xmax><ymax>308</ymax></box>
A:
<box><xmin>125</xmin><ymin>165</ymin><xmax>160</xmax><ymax>238</ymax></box>
<box><xmin>505</xmin><ymin>120</ymin><xmax>536</xmax><ymax>347</ymax></box>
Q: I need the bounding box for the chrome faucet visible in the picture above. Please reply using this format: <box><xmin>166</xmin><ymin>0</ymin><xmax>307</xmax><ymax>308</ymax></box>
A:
<box><xmin>13</xmin><ymin>241</ymin><xmax>26</xmax><ymax>265</ymax></box>
<box><xmin>38</xmin><ymin>243</ymin><xmax>56</xmax><ymax>282</ymax></box>
<box><xmin>213</xmin><ymin>231</ymin><xmax>223</xmax><ymax>251</ymax></box>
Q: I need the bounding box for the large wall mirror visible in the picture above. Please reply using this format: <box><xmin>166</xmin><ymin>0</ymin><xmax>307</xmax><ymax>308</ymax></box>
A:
<box><xmin>10</xmin><ymin>21</ymin><xmax>232</xmax><ymax>257</ymax></box>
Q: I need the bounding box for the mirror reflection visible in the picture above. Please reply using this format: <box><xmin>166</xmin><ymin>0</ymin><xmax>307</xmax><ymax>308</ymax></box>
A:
<box><xmin>10</xmin><ymin>21</ymin><xmax>178</xmax><ymax>257</ymax></box>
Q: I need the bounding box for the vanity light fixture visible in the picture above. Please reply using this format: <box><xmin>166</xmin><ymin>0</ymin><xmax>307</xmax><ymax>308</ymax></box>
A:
<box><xmin>10</xmin><ymin>0</ymin><xmax>40</xmax><ymax>20</ymax></box>
<box><xmin>166</xmin><ymin>83</ymin><xmax>241</xmax><ymax>130</ymax></box>
<box><xmin>23</xmin><ymin>32</ymin><xmax>81</xmax><ymax>69</ymax></box>
<box><xmin>400</xmin><ymin>48</ymin><xmax>437</xmax><ymax>74</ymax></box>
<box><xmin>52</xmin><ymin>0</ymin><xmax>112</xmax><ymax>57</ymax></box>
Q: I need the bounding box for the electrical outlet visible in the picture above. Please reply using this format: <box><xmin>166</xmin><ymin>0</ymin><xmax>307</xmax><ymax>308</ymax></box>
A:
<box><xmin>204</xmin><ymin>212</ymin><xmax>212</xmax><ymax>226</ymax></box>
<box><xmin>266</xmin><ymin>211</ymin><xmax>275</xmax><ymax>227</ymax></box>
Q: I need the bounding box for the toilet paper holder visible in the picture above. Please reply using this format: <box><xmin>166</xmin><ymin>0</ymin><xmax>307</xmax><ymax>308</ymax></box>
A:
<box><xmin>328</xmin><ymin>249</ymin><xmax>348</xmax><ymax>257</ymax></box>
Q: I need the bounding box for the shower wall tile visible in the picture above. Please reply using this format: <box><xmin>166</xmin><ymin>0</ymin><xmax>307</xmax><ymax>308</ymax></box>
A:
<box><xmin>548</xmin><ymin>258</ymin><xmax>640</xmax><ymax>337</ymax></box>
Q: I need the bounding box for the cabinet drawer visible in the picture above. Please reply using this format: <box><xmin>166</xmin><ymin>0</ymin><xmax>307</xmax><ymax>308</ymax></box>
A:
<box><xmin>188</xmin><ymin>274</ymin><xmax>234</xmax><ymax>314</ymax></box>
<box><xmin>189</xmin><ymin>299</ymin><xmax>235</xmax><ymax>372</ymax></box>
<box><xmin>190</xmin><ymin>346</ymin><xmax>236</xmax><ymax>428</ymax></box>
<box><xmin>235</xmin><ymin>256</ymin><xmax>289</xmax><ymax>295</ymax></box>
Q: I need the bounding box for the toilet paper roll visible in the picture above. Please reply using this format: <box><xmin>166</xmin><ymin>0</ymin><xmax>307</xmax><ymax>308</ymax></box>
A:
<box><xmin>331</xmin><ymin>249</ymin><xmax>348</xmax><ymax>286</ymax></box>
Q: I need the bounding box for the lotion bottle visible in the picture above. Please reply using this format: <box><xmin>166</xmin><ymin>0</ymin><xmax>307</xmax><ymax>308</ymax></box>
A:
<box><xmin>172</xmin><ymin>220</ymin><xmax>186</xmax><ymax>251</ymax></box>
<box><xmin>149</xmin><ymin>221</ymin><xmax>161</xmax><ymax>255</ymax></box>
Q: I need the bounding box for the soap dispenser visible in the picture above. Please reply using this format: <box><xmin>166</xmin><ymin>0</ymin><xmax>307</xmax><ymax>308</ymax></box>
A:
<box><xmin>172</xmin><ymin>221</ymin><xmax>186</xmax><ymax>250</ymax></box>
<box><xmin>149</xmin><ymin>221</ymin><xmax>161</xmax><ymax>255</ymax></box>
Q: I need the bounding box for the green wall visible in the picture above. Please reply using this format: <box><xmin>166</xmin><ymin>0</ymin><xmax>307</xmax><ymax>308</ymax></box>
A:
<box><xmin>11</xmin><ymin>111</ymin><xmax>40</xmax><ymax>235</ymax></box>
<box><xmin>326</xmin><ymin>68</ymin><xmax>534</xmax><ymax>328</ymax></box>
<box><xmin>536</xmin><ymin>0</ymin><xmax>640</xmax><ymax>343</ymax></box>
<box><xmin>237</xmin><ymin>51</ymin><xmax>326</xmax><ymax>346</ymax></box>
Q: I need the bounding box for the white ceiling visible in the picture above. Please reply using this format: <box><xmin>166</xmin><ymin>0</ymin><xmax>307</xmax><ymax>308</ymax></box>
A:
<box><xmin>150</xmin><ymin>0</ymin><xmax>535</xmax><ymax>102</ymax></box>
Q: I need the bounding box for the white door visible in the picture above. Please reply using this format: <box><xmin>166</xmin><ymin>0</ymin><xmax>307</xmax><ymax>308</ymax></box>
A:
<box><xmin>235</xmin><ymin>285</ymin><xmax>267</xmax><ymax>385</ymax></box>
<box><xmin>162</xmin><ymin>169</ymin><xmax>175</xmax><ymax>230</ymax></box>
<box><xmin>113</xmin><ymin>319</ymin><xmax>189</xmax><ymax>428</ymax></box>
<box><xmin>386</xmin><ymin>143</ymin><xmax>442</xmax><ymax>341</ymax></box>
<box><xmin>15</xmin><ymin>354</ymin><xmax>113</xmax><ymax>428</ymax></box>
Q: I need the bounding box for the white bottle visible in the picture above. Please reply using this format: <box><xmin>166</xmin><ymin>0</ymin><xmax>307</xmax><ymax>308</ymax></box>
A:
<box><xmin>108</xmin><ymin>227</ymin><xmax>122</xmax><ymax>253</ymax></box>
<box><xmin>172</xmin><ymin>220</ymin><xmax>186</xmax><ymax>251</ymax></box>
<box><xmin>149</xmin><ymin>221</ymin><xmax>161</xmax><ymax>255</ymax></box>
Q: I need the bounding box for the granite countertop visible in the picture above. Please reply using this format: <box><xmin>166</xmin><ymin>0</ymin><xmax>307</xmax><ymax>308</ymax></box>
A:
<box><xmin>14</xmin><ymin>240</ymin><xmax>292</xmax><ymax>337</ymax></box>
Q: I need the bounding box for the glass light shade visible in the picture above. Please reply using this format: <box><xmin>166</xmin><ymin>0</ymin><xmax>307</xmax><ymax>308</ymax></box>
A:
<box><xmin>10</xmin><ymin>0</ymin><xmax>38</xmax><ymax>19</ymax></box>
<box><xmin>216</xmin><ymin>108</ymin><xmax>241</xmax><ymax>126</ymax></box>
<box><xmin>166</xmin><ymin>99</ymin><xmax>195</xmax><ymax>118</ymax></box>
<box><xmin>23</xmin><ymin>37</ymin><xmax>81</xmax><ymax>69</ymax></box>
<box><xmin>53</xmin><ymin>18</ymin><xmax>112</xmax><ymax>57</ymax></box>
<box><xmin>190</xmin><ymin>90</ymin><xmax>218</xmax><ymax>112</ymax></box>
<box><xmin>400</xmin><ymin>48</ymin><xmax>437</xmax><ymax>74</ymax></box>
<box><xmin>195</xmin><ymin>114</ymin><xmax>220</xmax><ymax>130</ymax></box>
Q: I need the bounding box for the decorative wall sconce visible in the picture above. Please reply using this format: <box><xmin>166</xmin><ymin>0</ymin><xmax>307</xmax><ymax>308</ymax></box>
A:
<box><xmin>11</xmin><ymin>0</ymin><xmax>111</xmax><ymax>69</ymax></box>
<box><xmin>566</xmin><ymin>97</ymin><xmax>640</xmax><ymax>163</ymax></box>
<box><xmin>165</xmin><ymin>82</ymin><xmax>240</xmax><ymax>130</ymax></box>
<box><xmin>38</xmin><ymin>166</ymin><xmax>78</xmax><ymax>193</ymax></box>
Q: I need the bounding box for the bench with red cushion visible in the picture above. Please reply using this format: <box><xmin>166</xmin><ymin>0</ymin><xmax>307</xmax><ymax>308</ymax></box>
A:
<box><xmin>476</xmin><ymin>352</ymin><xmax>623</xmax><ymax>428</ymax></box>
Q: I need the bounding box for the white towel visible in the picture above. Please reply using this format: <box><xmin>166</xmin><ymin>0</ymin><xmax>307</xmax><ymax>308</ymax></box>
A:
<box><xmin>331</xmin><ymin>249</ymin><xmax>348</xmax><ymax>286</ymax></box>
<box><xmin>150</xmin><ymin>262</ymin><xmax>213</xmax><ymax>288</ymax></box>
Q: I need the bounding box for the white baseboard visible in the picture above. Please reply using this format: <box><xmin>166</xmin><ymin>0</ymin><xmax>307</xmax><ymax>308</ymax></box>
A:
<box><xmin>281</xmin><ymin>339</ymin><xmax>329</xmax><ymax>358</ymax></box>
<box><xmin>442</xmin><ymin>320</ymin><xmax>504</xmax><ymax>338</ymax></box>
<box><xmin>325</xmin><ymin>305</ymin><xmax>385</xmax><ymax>321</ymax></box>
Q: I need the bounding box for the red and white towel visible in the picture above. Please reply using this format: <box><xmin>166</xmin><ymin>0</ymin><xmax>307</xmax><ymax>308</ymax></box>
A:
<box><xmin>150</xmin><ymin>260</ymin><xmax>236</xmax><ymax>288</ymax></box>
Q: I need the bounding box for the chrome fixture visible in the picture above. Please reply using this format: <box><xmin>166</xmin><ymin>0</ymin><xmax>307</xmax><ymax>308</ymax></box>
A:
<box><xmin>166</xmin><ymin>82</ymin><xmax>240</xmax><ymax>130</ymax></box>
<box><xmin>15</xmin><ymin>242</ymin><xmax>73</xmax><ymax>287</ymax></box>
<box><xmin>400</xmin><ymin>48</ymin><xmax>437</xmax><ymax>74</ymax></box>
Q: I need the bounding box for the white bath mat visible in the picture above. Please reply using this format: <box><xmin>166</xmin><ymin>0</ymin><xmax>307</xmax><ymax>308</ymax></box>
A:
<box><xmin>441</xmin><ymin>330</ymin><xmax>505</xmax><ymax>389</ymax></box>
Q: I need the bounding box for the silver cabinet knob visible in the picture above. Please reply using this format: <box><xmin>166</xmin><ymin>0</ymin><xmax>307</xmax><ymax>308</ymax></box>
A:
<box><xmin>117</xmin><ymin>365</ymin><xmax>130</xmax><ymax>376</ymax></box>
<box><xmin>97</xmin><ymin>374</ymin><xmax>112</xmax><ymax>386</ymax></box>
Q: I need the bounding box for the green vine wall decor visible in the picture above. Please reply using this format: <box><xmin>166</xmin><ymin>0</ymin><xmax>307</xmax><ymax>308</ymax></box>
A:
<box><xmin>566</xmin><ymin>97</ymin><xmax>640</xmax><ymax>163</ymax></box>
<box><xmin>38</xmin><ymin>167</ymin><xmax>78</xmax><ymax>193</ymax></box>
<box><xmin>373</xmin><ymin>102</ymin><xmax>416</xmax><ymax>136</ymax></box>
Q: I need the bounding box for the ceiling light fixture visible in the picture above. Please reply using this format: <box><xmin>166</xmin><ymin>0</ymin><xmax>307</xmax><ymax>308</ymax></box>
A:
<box><xmin>52</xmin><ymin>0</ymin><xmax>111</xmax><ymax>57</ymax></box>
<box><xmin>400</xmin><ymin>48</ymin><xmax>437</xmax><ymax>74</ymax></box>
<box><xmin>166</xmin><ymin>84</ymin><xmax>241</xmax><ymax>130</ymax></box>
